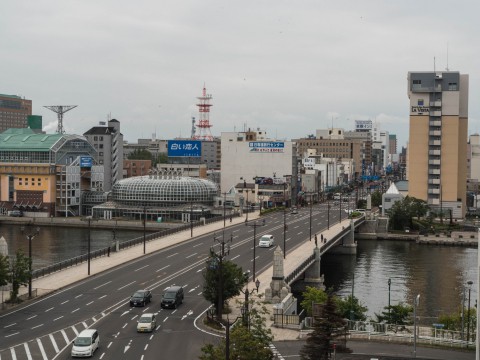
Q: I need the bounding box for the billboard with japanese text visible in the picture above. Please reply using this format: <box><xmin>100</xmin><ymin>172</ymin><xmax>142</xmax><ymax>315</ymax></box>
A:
<box><xmin>167</xmin><ymin>140</ymin><xmax>202</xmax><ymax>157</ymax></box>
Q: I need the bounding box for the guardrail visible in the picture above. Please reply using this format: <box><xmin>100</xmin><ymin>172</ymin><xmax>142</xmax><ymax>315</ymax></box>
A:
<box><xmin>284</xmin><ymin>253</ymin><xmax>315</xmax><ymax>285</ymax></box>
<box><xmin>31</xmin><ymin>214</ymin><xmax>239</xmax><ymax>280</ymax></box>
<box><xmin>273</xmin><ymin>309</ymin><xmax>306</xmax><ymax>328</ymax></box>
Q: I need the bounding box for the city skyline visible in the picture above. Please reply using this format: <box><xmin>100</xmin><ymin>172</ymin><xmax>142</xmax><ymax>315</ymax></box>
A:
<box><xmin>1</xmin><ymin>0</ymin><xmax>478</xmax><ymax>148</ymax></box>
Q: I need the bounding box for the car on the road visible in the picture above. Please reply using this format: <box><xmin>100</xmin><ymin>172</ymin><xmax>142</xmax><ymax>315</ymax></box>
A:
<box><xmin>129</xmin><ymin>289</ymin><xmax>152</xmax><ymax>307</ymax></box>
<box><xmin>161</xmin><ymin>285</ymin><xmax>184</xmax><ymax>309</ymax></box>
<box><xmin>71</xmin><ymin>329</ymin><xmax>99</xmax><ymax>357</ymax></box>
<box><xmin>9</xmin><ymin>210</ymin><xmax>23</xmax><ymax>217</ymax></box>
<box><xmin>137</xmin><ymin>313</ymin><xmax>156</xmax><ymax>332</ymax></box>
<box><xmin>290</xmin><ymin>207</ymin><xmax>298</xmax><ymax>214</ymax></box>
<box><xmin>258</xmin><ymin>234</ymin><xmax>274</xmax><ymax>248</ymax></box>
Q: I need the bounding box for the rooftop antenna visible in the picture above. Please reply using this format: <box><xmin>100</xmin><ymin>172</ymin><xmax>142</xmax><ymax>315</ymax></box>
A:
<box><xmin>433</xmin><ymin>56</ymin><xmax>436</xmax><ymax>73</ymax></box>
<box><xmin>445</xmin><ymin>42</ymin><xmax>450</xmax><ymax>71</ymax></box>
<box><xmin>43</xmin><ymin>105</ymin><xmax>78</xmax><ymax>134</ymax></box>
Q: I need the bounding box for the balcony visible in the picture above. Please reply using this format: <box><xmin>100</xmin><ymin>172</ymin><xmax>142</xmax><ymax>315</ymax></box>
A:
<box><xmin>428</xmin><ymin>198</ymin><xmax>440</xmax><ymax>205</ymax></box>
<box><xmin>428</xmin><ymin>178</ymin><xmax>441</xmax><ymax>185</ymax></box>
<box><xmin>430</xmin><ymin>101</ymin><xmax>442</xmax><ymax>107</ymax></box>
<box><xmin>430</xmin><ymin>110</ymin><xmax>442</xmax><ymax>117</ymax></box>
<box><xmin>429</xmin><ymin>130</ymin><xmax>442</xmax><ymax>136</ymax></box>
<box><xmin>430</xmin><ymin>120</ymin><xmax>441</xmax><ymax>127</ymax></box>
<box><xmin>429</xmin><ymin>150</ymin><xmax>441</xmax><ymax>155</ymax></box>
<box><xmin>428</xmin><ymin>159</ymin><xmax>441</xmax><ymax>165</ymax></box>
<box><xmin>428</xmin><ymin>169</ymin><xmax>441</xmax><ymax>175</ymax></box>
<box><xmin>428</xmin><ymin>188</ymin><xmax>440</xmax><ymax>194</ymax></box>
<box><xmin>429</xmin><ymin>140</ymin><xmax>441</xmax><ymax>146</ymax></box>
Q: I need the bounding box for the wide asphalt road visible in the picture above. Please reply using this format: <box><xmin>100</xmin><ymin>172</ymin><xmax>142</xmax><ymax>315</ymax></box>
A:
<box><xmin>0</xmin><ymin>202</ymin><xmax>348</xmax><ymax>360</ymax></box>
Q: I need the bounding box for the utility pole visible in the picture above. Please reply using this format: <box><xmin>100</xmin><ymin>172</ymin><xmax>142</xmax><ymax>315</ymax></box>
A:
<box><xmin>245</xmin><ymin>219</ymin><xmax>266</xmax><ymax>282</ymax></box>
<box><xmin>211</xmin><ymin>232</ymin><xmax>232</xmax><ymax>319</ymax></box>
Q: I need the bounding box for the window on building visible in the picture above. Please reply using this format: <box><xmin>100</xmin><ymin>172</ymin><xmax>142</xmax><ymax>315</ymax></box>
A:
<box><xmin>418</xmin><ymin>99</ymin><xmax>424</xmax><ymax>106</ymax></box>
<box><xmin>94</xmin><ymin>136</ymin><xmax>98</xmax><ymax>141</ymax></box>
<box><xmin>448</xmin><ymin>82</ymin><xmax>458</xmax><ymax>90</ymax></box>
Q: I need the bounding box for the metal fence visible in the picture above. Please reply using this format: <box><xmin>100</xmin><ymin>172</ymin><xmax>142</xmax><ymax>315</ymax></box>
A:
<box><xmin>273</xmin><ymin>309</ymin><xmax>306</xmax><ymax>328</ymax></box>
<box><xmin>31</xmin><ymin>214</ymin><xmax>239</xmax><ymax>280</ymax></box>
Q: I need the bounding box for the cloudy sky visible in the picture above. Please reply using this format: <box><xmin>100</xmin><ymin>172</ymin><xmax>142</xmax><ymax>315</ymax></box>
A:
<box><xmin>2</xmin><ymin>0</ymin><xmax>478</xmax><ymax>148</ymax></box>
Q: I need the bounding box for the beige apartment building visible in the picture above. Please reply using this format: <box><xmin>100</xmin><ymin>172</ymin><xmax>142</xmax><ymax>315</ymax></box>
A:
<box><xmin>0</xmin><ymin>94</ymin><xmax>32</xmax><ymax>133</ymax></box>
<box><xmin>407</xmin><ymin>71</ymin><xmax>468</xmax><ymax>218</ymax></box>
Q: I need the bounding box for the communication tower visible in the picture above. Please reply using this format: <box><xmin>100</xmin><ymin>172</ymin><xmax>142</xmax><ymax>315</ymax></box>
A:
<box><xmin>193</xmin><ymin>86</ymin><xmax>213</xmax><ymax>141</ymax></box>
<box><xmin>44</xmin><ymin>105</ymin><xmax>78</xmax><ymax>134</ymax></box>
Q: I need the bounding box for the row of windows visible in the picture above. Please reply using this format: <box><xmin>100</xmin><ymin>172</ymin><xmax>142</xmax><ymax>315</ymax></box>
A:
<box><xmin>93</xmin><ymin>136</ymin><xmax>104</xmax><ymax>141</ymax></box>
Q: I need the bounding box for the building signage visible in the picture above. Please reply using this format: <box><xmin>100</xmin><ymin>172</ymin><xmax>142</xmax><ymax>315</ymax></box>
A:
<box><xmin>411</xmin><ymin>106</ymin><xmax>429</xmax><ymax>115</ymax></box>
<box><xmin>168</xmin><ymin>140</ymin><xmax>201</xmax><ymax>157</ymax></box>
<box><xmin>355</xmin><ymin>120</ymin><xmax>372</xmax><ymax>131</ymax></box>
<box><xmin>248</xmin><ymin>142</ymin><xmax>284</xmax><ymax>153</ymax></box>
<box><xmin>80</xmin><ymin>156</ymin><xmax>93</xmax><ymax>168</ymax></box>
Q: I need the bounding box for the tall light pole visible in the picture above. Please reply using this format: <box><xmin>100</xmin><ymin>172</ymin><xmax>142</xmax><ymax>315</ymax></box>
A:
<box><xmin>211</xmin><ymin>232</ymin><xmax>232</xmax><ymax>319</ymax></box>
<box><xmin>388</xmin><ymin>278</ymin><xmax>392</xmax><ymax>319</ymax></box>
<box><xmin>339</xmin><ymin>193</ymin><xmax>342</xmax><ymax>222</ymax></box>
<box><xmin>467</xmin><ymin>280</ymin><xmax>473</xmax><ymax>348</ymax></box>
<box><xmin>222</xmin><ymin>192</ymin><xmax>227</xmax><ymax>228</ymax></box>
<box><xmin>413</xmin><ymin>294</ymin><xmax>420</xmax><ymax>358</ymax></box>
<box><xmin>190</xmin><ymin>199</ymin><xmax>194</xmax><ymax>238</ymax></box>
<box><xmin>81</xmin><ymin>216</ymin><xmax>97</xmax><ymax>276</ymax></box>
<box><xmin>327</xmin><ymin>199</ymin><xmax>330</xmax><ymax>230</ymax></box>
<box><xmin>238</xmin><ymin>271</ymin><xmax>260</xmax><ymax>329</ymax></box>
<box><xmin>143</xmin><ymin>205</ymin><xmax>147</xmax><ymax>254</ymax></box>
<box><xmin>283</xmin><ymin>183</ymin><xmax>287</xmax><ymax>259</ymax></box>
<box><xmin>309</xmin><ymin>193</ymin><xmax>313</xmax><ymax>241</ymax></box>
<box><xmin>21</xmin><ymin>223</ymin><xmax>40</xmax><ymax>298</ymax></box>
<box><xmin>244</xmin><ymin>179</ymin><xmax>249</xmax><ymax>222</ymax></box>
<box><xmin>245</xmin><ymin>219</ymin><xmax>266</xmax><ymax>282</ymax></box>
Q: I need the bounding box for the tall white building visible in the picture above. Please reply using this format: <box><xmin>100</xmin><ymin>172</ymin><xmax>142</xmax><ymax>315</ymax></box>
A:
<box><xmin>220</xmin><ymin>130</ymin><xmax>292</xmax><ymax>193</ymax></box>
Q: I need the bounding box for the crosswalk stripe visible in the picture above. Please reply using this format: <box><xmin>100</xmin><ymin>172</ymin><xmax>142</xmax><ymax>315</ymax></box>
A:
<box><xmin>37</xmin><ymin>338</ymin><xmax>48</xmax><ymax>360</ymax></box>
<box><xmin>23</xmin><ymin>343</ymin><xmax>33</xmax><ymax>360</ymax></box>
<box><xmin>10</xmin><ymin>347</ymin><xmax>17</xmax><ymax>360</ymax></box>
<box><xmin>49</xmin><ymin>334</ymin><xmax>59</xmax><ymax>353</ymax></box>
<box><xmin>61</xmin><ymin>329</ymin><xmax>69</xmax><ymax>345</ymax></box>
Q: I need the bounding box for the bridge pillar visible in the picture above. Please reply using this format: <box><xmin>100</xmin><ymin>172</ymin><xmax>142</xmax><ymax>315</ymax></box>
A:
<box><xmin>329</xmin><ymin>219</ymin><xmax>357</xmax><ymax>255</ymax></box>
<box><xmin>265</xmin><ymin>246</ymin><xmax>291</xmax><ymax>303</ymax></box>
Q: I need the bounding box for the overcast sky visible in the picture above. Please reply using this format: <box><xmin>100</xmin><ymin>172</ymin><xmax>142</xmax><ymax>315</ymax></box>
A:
<box><xmin>2</xmin><ymin>0</ymin><xmax>478</xmax><ymax>149</ymax></box>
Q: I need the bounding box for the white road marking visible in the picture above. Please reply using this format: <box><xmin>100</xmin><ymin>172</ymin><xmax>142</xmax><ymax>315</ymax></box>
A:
<box><xmin>86</xmin><ymin>301</ymin><xmax>94</xmax><ymax>306</ymax></box>
<box><xmin>37</xmin><ymin>338</ymin><xmax>48</xmax><ymax>360</ymax></box>
<box><xmin>23</xmin><ymin>342</ymin><xmax>32</xmax><ymax>360</ymax></box>
<box><xmin>94</xmin><ymin>281</ymin><xmax>112</xmax><ymax>290</ymax></box>
<box><xmin>185</xmin><ymin>252</ymin><xmax>197</xmax><ymax>259</ymax></box>
<box><xmin>71</xmin><ymin>325</ymin><xmax>79</xmax><ymax>336</ymax></box>
<box><xmin>49</xmin><ymin>334</ymin><xmax>59</xmax><ymax>353</ymax></box>
<box><xmin>230</xmin><ymin>255</ymin><xmax>240</xmax><ymax>261</ymax></box>
<box><xmin>75</xmin><ymin>294</ymin><xmax>83</xmax><ymax>299</ymax></box>
<box><xmin>53</xmin><ymin>316</ymin><xmax>63</xmax><ymax>321</ymax></box>
<box><xmin>156</xmin><ymin>265</ymin><xmax>170</xmax><ymax>272</ymax></box>
<box><xmin>71</xmin><ymin>308</ymin><xmax>80</xmax><ymax>313</ymax></box>
<box><xmin>31</xmin><ymin>324</ymin><xmax>43</xmax><ymax>330</ymax></box>
<box><xmin>144</xmin><ymin>344</ymin><xmax>148</xmax><ymax>350</ymax></box>
<box><xmin>10</xmin><ymin>347</ymin><xmax>17</xmax><ymax>360</ymax></box>
<box><xmin>26</xmin><ymin>315</ymin><xmax>37</xmax><ymax>320</ymax></box>
<box><xmin>82</xmin><ymin>321</ymin><xmax>88</xmax><ymax>329</ymax></box>
<box><xmin>122</xmin><ymin>323</ymin><xmax>128</xmax><ymax>329</ymax></box>
<box><xmin>60</xmin><ymin>300</ymin><xmax>69</xmax><ymax>305</ymax></box>
<box><xmin>135</xmin><ymin>264</ymin><xmax>150</xmax><ymax>272</ymax></box>
<box><xmin>163</xmin><ymin>317</ymin><xmax>168</xmax><ymax>322</ymax></box>
<box><xmin>45</xmin><ymin>307</ymin><xmax>54</xmax><ymax>312</ymax></box>
<box><xmin>61</xmin><ymin>329</ymin><xmax>69</xmax><ymax>344</ymax></box>
<box><xmin>166</xmin><ymin>252</ymin><xmax>178</xmax><ymax>258</ymax></box>
<box><xmin>250</xmin><ymin>256</ymin><xmax>260</xmax><ymax>262</ymax></box>
<box><xmin>107</xmin><ymin>341</ymin><xmax>113</xmax><ymax>348</ymax></box>
<box><xmin>192</xmin><ymin>242</ymin><xmax>203</xmax><ymax>247</ymax></box>
<box><xmin>117</xmin><ymin>281</ymin><xmax>136</xmax><ymax>290</ymax></box>
<box><xmin>98</xmin><ymin>295</ymin><xmax>107</xmax><ymax>299</ymax></box>
<box><xmin>4</xmin><ymin>323</ymin><xmax>16</xmax><ymax>328</ymax></box>
<box><xmin>100</xmin><ymin>353</ymin><xmax>105</xmax><ymax>359</ymax></box>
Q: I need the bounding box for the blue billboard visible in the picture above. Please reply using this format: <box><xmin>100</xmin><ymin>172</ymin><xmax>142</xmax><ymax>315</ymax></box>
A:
<box><xmin>168</xmin><ymin>140</ymin><xmax>202</xmax><ymax>157</ymax></box>
<box><xmin>80</xmin><ymin>156</ymin><xmax>93</xmax><ymax>168</ymax></box>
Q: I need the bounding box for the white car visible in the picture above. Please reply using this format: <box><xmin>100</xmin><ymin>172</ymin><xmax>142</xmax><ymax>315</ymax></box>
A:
<box><xmin>137</xmin><ymin>313</ymin><xmax>157</xmax><ymax>332</ymax></box>
<box><xmin>258</xmin><ymin>235</ymin><xmax>274</xmax><ymax>248</ymax></box>
<box><xmin>71</xmin><ymin>329</ymin><xmax>99</xmax><ymax>357</ymax></box>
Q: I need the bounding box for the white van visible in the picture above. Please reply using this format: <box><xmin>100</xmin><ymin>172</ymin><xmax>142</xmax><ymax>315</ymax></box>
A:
<box><xmin>71</xmin><ymin>329</ymin><xmax>100</xmax><ymax>357</ymax></box>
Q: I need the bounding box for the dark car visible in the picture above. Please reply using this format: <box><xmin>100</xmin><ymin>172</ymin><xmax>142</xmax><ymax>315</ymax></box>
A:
<box><xmin>9</xmin><ymin>210</ymin><xmax>23</xmax><ymax>217</ymax></box>
<box><xmin>161</xmin><ymin>286</ymin><xmax>184</xmax><ymax>309</ymax></box>
<box><xmin>130</xmin><ymin>290</ymin><xmax>152</xmax><ymax>307</ymax></box>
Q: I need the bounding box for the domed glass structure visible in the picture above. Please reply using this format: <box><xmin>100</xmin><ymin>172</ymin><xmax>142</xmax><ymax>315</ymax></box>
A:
<box><xmin>112</xmin><ymin>175</ymin><xmax>218</xmax><ymax>206</ymax></box>
<box><xmin>92</xmin><ymin>174</ymin><xmax>219</xmax><ymax>222</ymax></box>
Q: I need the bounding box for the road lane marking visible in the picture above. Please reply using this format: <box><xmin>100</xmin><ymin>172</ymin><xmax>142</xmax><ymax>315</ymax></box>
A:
<box><xmin>4</xmin><ymin>323</ymin><xmax>16</xmax><ymax>328</ymax></box>
<box><xmin>100</xmin><ymin>353</ymin><xmax>105</xmax><ymax>359</ymax></box>
<box><xmin>31</xmin><ymin>324</ymin><xmax>43</xmax><ymax>330</ymax></box>
<box><xmin>192</xmin><ymin>242</ymin><xmax>203</xmax><ymax>247</ymax></box>
<box><xmin>75</xmin><ymin>294</ymin><xmax>83</xmax><ymax>299</ymax></box>
<box><xmin>72</xmin><ymin>325</ymin><xmax>79</xmax><ymax>336</ymax></box>
<box><xmin>135</xmin><ymin>264</ymin><xmax>150</xmax><ymax>272</ymax></box>
<box><xmin>98</xmin><ymin>295</ymin><xmax>107</xmax><ymax>299</ymax></box>
<box><xmin>61</xmin><ymin>300</ymin><xmax>69</xmax><ymax>305</ymax></box>
<box><xmin>117</xmin><ymin>281</ymin><xmax>136</xmax><ymax>290</ymax></box>
<box><xmin>197</xmin><ymin>268</ymin><xmax>202</xmax><ymax>272</ymax></box>
<box><xmin>5</xmin><ymin>331</ymin><xmax>19</xmax><ymax>338</ymax></box>
<box><xmin>82</xmin><ymin>321</ymin><xmax>88</xmax><ymax>328</ymax></box>
<box><xmin>156</xmin><ymin>265</ymin><xmax>170</xmax><ymax>272</ymax></box>
<box><xmin>86</xmin><ymin>301</ymin><xmax>94</xmax><ymax>306</ymax></box>
<box><xmin>26</xmin><ymin>315</ymin><xmax>37</xmax><ymax>320</ymax></box>
<box><xmin>49</xmin><ymin>334</ymin><xmax>59</xmax><ymax>353</ymax></box>
<box><xmin>37</xmin><ymin>338</ymin><xmax>48</xmax><ymax>360</ymax></box>
<box><xmin>10</xmin><ymin>347</ymin><xmax>17</xmax><ymax>360</ymax></box>
<box><xmin>53</xmin><ymin>316</ymin><xmax>63</xmax><ymax>321</ymax></box>
<box><xmin>250</xmin><ymin>256</ymin><xmax>260</xmax><ymax>262</ymax></box>
<box><xmin>122</xmin><ymin>323</ymin><xmax>128</xmax><ymax>328</ymax></box>
<box><xmin>61</xmin><ymin>329</ymin><xmax>69</xmax><ymax>344</ymax></box>
<box><xmin>24</xmin><ymin>342</ymin><xmax>33</xmax><ymax>360</ymax></box>
<box><xmin>131</xmin><ymin>315</ymin><xmax>138</xmax><ymax>320</ymax></box>
<box><xmin>185</xmin><ymin>252</ymin><xmax>197</xmax><ymax>259</ymax></box>
<box><xmin>144</xmin><ymin>344</ymin><xmax>148</xmax><ymax>350</ymax></box>
<box><xmin>166</xmin><ymin>252</ymin><xmax>178</xmax><ymax>258</ymax></box>
<box><xmin>94</xmin><ymin>281</ymin><xmax>112</xmax><ymax>290</ymax></box>
<box><xmin>72</xmin><ymin>308</ymin><xmax>80</xmax><ymax>314</ymax></box>
<box><xmin>45</xmin><ymin>307</ymin><xmax>54</xmax><ymax>312</ymax></box>
<box><xmin>163</xmin><ymin>317</ymin><xmax>168</xmax><ymax>322</ymax></box>
<box><xmin>230</xmin><ymin>255</ymin><xmax>240</xmax><ymax>261</ymax></box>
<box><xmin>107</xmin><ymin>341</ymin><xmax>113</xmax><ymax>348</ymax></box>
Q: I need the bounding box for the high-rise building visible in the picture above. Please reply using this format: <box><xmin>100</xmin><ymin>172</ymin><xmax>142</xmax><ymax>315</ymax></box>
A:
<box><xmin>407</xmin><ymin>71</ymin><xmax>468</xmax><ymax>218</ymax></box>
<box><xmin>0</xmin><ymin>94</ymin><xmax>32</xmax><ymax>133</ymax></box>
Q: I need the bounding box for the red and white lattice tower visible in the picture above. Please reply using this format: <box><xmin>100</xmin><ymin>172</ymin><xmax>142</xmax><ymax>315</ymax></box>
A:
<box><xmin>193</xmin><ymin>85</ymin><xmax>214</xmax><ymax>141</ymax></box>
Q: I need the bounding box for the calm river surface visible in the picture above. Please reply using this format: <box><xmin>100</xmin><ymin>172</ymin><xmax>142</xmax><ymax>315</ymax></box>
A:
<box><xmin>1</xmin><ymin>224</ymin><xmax>477</xmax><ymax>323</ymax></box>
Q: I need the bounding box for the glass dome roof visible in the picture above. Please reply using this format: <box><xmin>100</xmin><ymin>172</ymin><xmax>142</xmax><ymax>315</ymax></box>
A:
<box><xmin>112</xmin><ymin>175</ymin><xmax>218</xmax><ymax>207</ymax></box>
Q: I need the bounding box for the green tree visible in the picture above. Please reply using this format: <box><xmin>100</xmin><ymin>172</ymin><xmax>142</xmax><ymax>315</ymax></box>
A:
<box><xmin>199</xmin><ymin>299</ymin><xmax>273</xmax><ymax>360</ymax></box>
<box><xmin>0</xmin><ymin>254</ymin><xmax>10</xmax><ymax>288</ymax></box>
<box><xmin>10</xmin><ymin>250</ymin><xmax>30</xmax><ymax>303</ymax></box>
<box><xmin>300</xmin><ymin>292</ymin><xmax>350</xmax><ymax>359</ymax></box>
<box><xmin>374</xmin><ymin>303</ymin><xmax>413</xmax><ymax>332</ymax></box>
<box><xmin>202</xmin><ymin>251</ymin><xmax>245</xmax><ymax>317</ymax></box>
<box><xmin>335</xmin><ymin>295</ymin><xmax>368</xmax><ymax>321</ymax></box>
<box><xmin>127</xmin><ymin>148</ymin><xmax>152</xmax><ymax>161</ymax></box>
<box><xmin>300</xmin><ymin>286</ymin><xmax>327</xmax><ymax>316</ymax></box>
<box><xmin>371</xmin><ymin>190</ymin><xmax>382</xmax><ymax>207</ymax></box>
<box><xmin>387</xmin><ymin>196</ymin><xmax>429</xmax><ymax>231</ymax></box>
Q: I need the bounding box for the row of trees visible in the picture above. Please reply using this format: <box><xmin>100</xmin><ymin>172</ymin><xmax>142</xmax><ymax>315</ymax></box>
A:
<box><xmin>0</xmin><ymin>251</ymin><xmax>31</xmax><ymax>303</ymax></box>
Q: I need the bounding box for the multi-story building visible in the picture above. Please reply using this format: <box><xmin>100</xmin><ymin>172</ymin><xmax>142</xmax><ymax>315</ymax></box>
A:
<box><xmin>84</xmin><ymin>119</ymin><xmax>123</xmax><ymax>191</ymax></box>
<box><xmin>389</xmin><ymin>134</ymin><xmax>397</xmax><ymax>155</ymax></box>
<box><xmin>407</xmin><ymin>71</ymin><xmax>468</xmax><ymax>218</ymax></box>
<box><xmin>0</xmin><ymin>128</ymin><xmax>102</xmax><ymax>217</ymax></box>
<box><xmin>0</xmin><ymin>94</ymin><xmax>32</xmax><ymax>133</ymax></box>
<box><xmin>123</xmin><ymin>160</ymin><xmax>152</xmax><ymax>178</ymax></box>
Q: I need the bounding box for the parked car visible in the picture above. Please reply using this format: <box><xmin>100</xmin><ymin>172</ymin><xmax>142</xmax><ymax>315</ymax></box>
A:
<box><xmin>137</xmin><ymin>313</ymin><xmax>156</xmax><ymax>332</ymax></box>
<box><xmin>9</xmin><ymin>210</ymin><xmax>23</xmax><ymax>217</ymax></box>
<box><xmin>129</xmin><ymin>290</ymin><xmax>152</xmax><ymax>307</ymax></box>
<box><xmin>258</xmin><ymin>234</ymin><xmax>274</xmax><ymax>248</ymax></box>
<box><xmin>161</xmin><ymin>286</ymin><xmax>184</xmax><ymax>309</ymax></box>
<box><xmin>71</xmin><ymin>329</ymin><xmax>99</xmax><ymax>357</ymax></box>
<box><xmin>290</xmin><ymin>207</ymin><xmax>298</xmax><ymax>214</ymax></box>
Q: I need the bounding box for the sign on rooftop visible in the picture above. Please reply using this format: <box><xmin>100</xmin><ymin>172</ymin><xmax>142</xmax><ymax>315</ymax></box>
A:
<box><xmin>249</xmin><ymin>141</ymin><xmax>284</xmax><ymax>153</ymax></box>
<box><xmin>168</xmin><ymin>140</ymin><xmax>201</xmax><ymax>157</ymax></box>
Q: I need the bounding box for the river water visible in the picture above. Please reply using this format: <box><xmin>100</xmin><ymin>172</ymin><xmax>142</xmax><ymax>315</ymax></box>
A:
<box><xmin>1</xmin><ymin>224</ymin><xmax>477</xmax><ymax>323</ymax></box>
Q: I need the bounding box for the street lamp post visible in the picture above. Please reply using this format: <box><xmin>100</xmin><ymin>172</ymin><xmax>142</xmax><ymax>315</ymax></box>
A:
<box><xmin>211</xmin><ymin>232</ymin><xmax>232</xmax><ymax>320</ymax></box>
<box><xmin>143</xmin><ymin>205</ymin><xmax>147</xmax><ymax>254</ymax></box>
<box><xmin>339</xmin><ymin>193</ymin><xmax>342</xmax><ymax>222</ymax></box>
<box><xmin>388</xmin><ymin>278</ymin><xmax>392</xmax><ymax>319</ymax></box>
<box><xmin>21</xmin><ymin>223</ymin><xmax>40</xmax><ymax>298</ymax></box>
<box><xmin>245</xmin><ymin>219</ymin><xmax>266</xmax><ymax>282</ymax></box>
<box><xmin>238</xmin><ymin>272</ymin><xmax>260</xmax><ymax>329</ymax></box>
<box><xmin>283</xmin><ymin>183</ymin><xmax>287</xmax><ymax>259</ymax></box>
<box><xmin>309</xmin><ymin>193</ymin><xmax>313</xmax><ymax>241</ymax></box>
<box><xmin>467</xmin><ymin>280</ymin><xmax>473</xmax><ymax>347</ymax></box>
<box><xmin>190</xmin><ymin>200</ymin><xmax>194</xmax><ymax>238</ymax></box>
<box><xmin>223</xmin><ymin>192</ymin><xmax>227</xmax><ymax>228</ymax></box>
<box><xmin>413</xmin><ymin>294</ymin><xmax>420</xmax><ymax>358</ymax></box>
<box><xmin>80</xmin><ymin>216</ymin><xmax>97</xmax><ymax>276</ymax></box>
<box><xmin>327</xmin><ymin>199</ymin><xmax>330</xmax><ymax>230</ymax></box>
